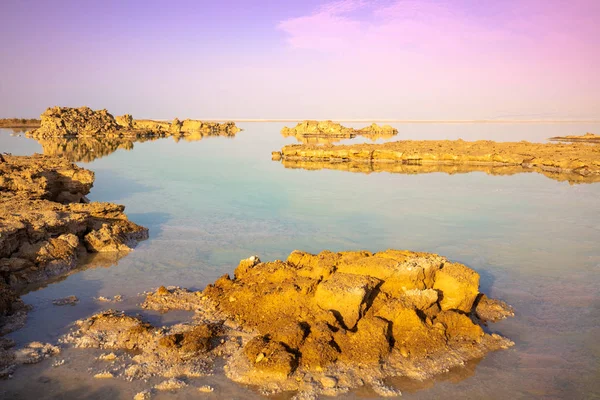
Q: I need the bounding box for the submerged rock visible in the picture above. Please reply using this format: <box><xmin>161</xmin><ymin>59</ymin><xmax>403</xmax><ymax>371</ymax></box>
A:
<box><xmin>52</xmin><ymin>295</ymin><xmax>79</xmax><ymax>306</ymax></box>
<box><xmin>274</xmin><ymin>139</ymin><xmax>600</xmax><ymax>184</ymax></box>
<box><xmin>65</xmin><ymin>250</ymin><xmax>513</xmax><ymax>397</ymax></box>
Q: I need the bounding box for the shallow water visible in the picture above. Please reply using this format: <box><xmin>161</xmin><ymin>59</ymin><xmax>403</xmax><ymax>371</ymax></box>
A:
<box><xmin>1</xmin><ymin>123</ymin><xmax>599</xmax><ymax>399</ymax></box>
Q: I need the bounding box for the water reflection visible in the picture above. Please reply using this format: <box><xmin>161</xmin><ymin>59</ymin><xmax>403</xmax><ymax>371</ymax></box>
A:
<box><xmin>279</xmin><ymin>160</ymin><xmax>600</xmax><ymax>185</ymax></box>
<box><xmin>30</xmin><ymin>131</ymin><xmax>237</xmax><ymax>162</ymax></box>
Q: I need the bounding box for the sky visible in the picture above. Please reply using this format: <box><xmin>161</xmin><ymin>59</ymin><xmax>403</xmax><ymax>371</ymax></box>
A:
<box><xmin>0</xmin><ymin>0</ymin><xmax>599</xmax><ymax>120</ymax></box>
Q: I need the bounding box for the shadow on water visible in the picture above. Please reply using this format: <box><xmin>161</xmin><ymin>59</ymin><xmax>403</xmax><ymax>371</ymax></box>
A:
<box><xmin>126</xmin><ymin>212</ymin><xmax>172</xmax><ymax>239</ymax></box>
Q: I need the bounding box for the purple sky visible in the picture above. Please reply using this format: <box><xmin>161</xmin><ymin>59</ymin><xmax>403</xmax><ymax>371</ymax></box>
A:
<box><xmin>1</xmin><ymin>0</ymin><xmax>598</xmax><ymax>120</ymax></box>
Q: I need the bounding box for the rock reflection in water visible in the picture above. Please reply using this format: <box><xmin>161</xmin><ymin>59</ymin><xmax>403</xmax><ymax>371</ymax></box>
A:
<box><xmin>31</xmin><ymin>133</ymin><xmax>236</xmax><ymax>163</ymax></box>
<box><xmin>280</xmin><ymin>159</ymin><xmax>600</xmax><ymax>185</ymax></box>
<box><xmin>282</xmin><ymin>129</ymin><xmax>398</xmax><ymax>145</ymax></box>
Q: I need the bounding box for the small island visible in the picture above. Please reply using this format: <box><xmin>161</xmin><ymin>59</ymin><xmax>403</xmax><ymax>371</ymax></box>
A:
<box><xmin>64</xmin><ymin>250</ymin><xmax>513</xmax><ymax>398</ymax></box>
<box><xmin>25</xmin><ymin>106</ymin><xmax>241</xmax><ymax>139</ymax></box>
<box><xmin>282</xmin><ymin>120</ymin><xmax>398</xmax><ymax>141</ymax></box>
<box><xmin>549</xmin><ymin>132</ymin><xmax>600</xmax><ymax>143</ymax></box>
<box><xmin>272</xmin><ymin>139</ymin><xmax>600</xmax><ymax>184</ymax></box>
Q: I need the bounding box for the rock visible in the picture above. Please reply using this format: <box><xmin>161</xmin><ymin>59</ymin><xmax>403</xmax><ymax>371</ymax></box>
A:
<box><xmin>274</xmin><ymin>139</ymin><xmax>600</xmax><ymax>184</ymax></box>
<box><xmin>474</xmin><ymin>294</ymin><xmax>514</xmax><ymax>322</ymax></box>
<box><xmin>435</xmin><ymin>310</ymin><xmax>484</xmax><ymax>342</ymax></box>
<box><xmin>234</xmin><ymin>255</ymin><xmax>261</xmax><ymax>278</ymax></box>
<box><xmin>13</xmin><ymin>342</ymin><xmax>60</xmax><ymax>364</ymax></box>
<box><xmin>281</xmin><ymin>121</ymin><xmax>397</xmax><ymax>140</ymax></box>
<box><xmin>26</xmin><ymin>107</ymin><xmax>242</xmax><ymax>149</ymax></box>
<box><xmin>549</xmin><ymin>132</ymin><xmax>600</xmax><ymax>143</ymax></box>
<box><xmin>115</xmin><ymin>114</ymin><xmax>134</xmax><ymax>129</ymax></box>
<box><xmin>0</xmin><ymin>154</ymin><xmax>148</xmax><ymax>289</ymax></box>
<box><xmin>98</xmin><ymin>352</ymin><xmax>117</xmax><ymax>361</ymax></box>
<box><xmin>30</xmin><ymin>106</ymin><xmax>121</xmax><ymax>137</ymax></box>
<box><xmin>154</xmin><ymin>378</ymin><xmax>188</xmax><ymax>391</ymax></box>
<box><xmin>433</xmin><ymin>262</ymin><xmax>479</xmax><ymax>313</ymax></box>
<box><xmin>320</xmin><ymin>375</ymin><xmax>337</xmax><ymax>388</ymax></box>
<box><xmin>52</xmin><ymin>295</ymin><xmax>79</xmax><ymax>306</ymax></box>
<box><xmin>198</xmin><ymin>385</ymin><xmax>214</xmax><ymax>393</ymax></box>
<box><xmin>93</xmin><ymin>371</ymin><xmax>114</xmax><ymax>379</ymax></box>
<box><xmin>64</xmin><ymin>249</ymin><xmax>514</xmax><ymax>398</ymax></box>
<box><xmin>133</xmin><ymin>390</ymin><xmax>153</xmax><ymax>400</ymax></box>
<box><xmin>314</xmin><ymin>272</ymin><xmax>380</xmax><ymax>329</ymax></box>
<box><xmin>65</xmin><ymin>310</ymin><xmax>218</xmax><ymax>380</ymax></box>
<box><xmin>242</xmin><ymin>336</ymin><xmax>297</xmax><ymax>382</ymax></box>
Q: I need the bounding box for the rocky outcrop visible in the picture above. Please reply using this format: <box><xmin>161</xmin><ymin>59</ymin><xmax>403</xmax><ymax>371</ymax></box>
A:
<box><xmin>30</xmin><ymin>107</ymin><xmax>122</xmax><ymax>137</ymax></box>
<box><xmin>549</xmin><ymin>132</ymin><xmax>600</xmax><ymax>143</ymax></box>
<box><xmin>171</xmin><ymin>119</ymin><xmax>240</xmax><ymax>135</ymax></box>
<box><xmin>26</xmin><ymin>107</ymin><xmax>242</xmax><ymax>144</ymax></box>
<box><xmin>0</xmin><ymin>154</ymin><xmax>148</xmax><ymax>294</ymax></box>
<box><xmin>0</xmin><ymin>154</ymin><xmax>147</xmax><ymax>378</ymax></box>
<box><xmin>282</xmin><ymin>120</ymin><xmax>398</xmax><ymax>142</ymax></box>
<box><xmin>27</xmin><ymin>107</ymin><xmax>240</xmax><ymax>148</ymax></box>
<box><xmin>273</xmin><ymin>139</ymin><xmax>600</xmax><ymax>184</ymax></box>
<box><xmin>65</xmin><ymin>250</ymin><xmax>513</xmax><ymax>397</ymax></box>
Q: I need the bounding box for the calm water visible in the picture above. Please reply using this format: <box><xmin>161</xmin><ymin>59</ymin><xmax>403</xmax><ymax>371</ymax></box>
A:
<box><xmin>1</xmin><ymin>123</ymin><xmax>599</xmax><ymax>399</ymax></box>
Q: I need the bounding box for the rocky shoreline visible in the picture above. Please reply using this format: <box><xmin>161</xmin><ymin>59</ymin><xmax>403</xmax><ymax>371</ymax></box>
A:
<box><xmin>272</xmin><ymin>139</ymin><xmax>600</xmax><ymax>183</ymax></box>
<box><xmin>0</xmin><ymin>154</ymin><xmax>148</xmax><ymax>376</ymax></box>
<box><xmin>62</xmin><ymin>250</ymin><xmax>513</xmax><ymax>398</ymax></box>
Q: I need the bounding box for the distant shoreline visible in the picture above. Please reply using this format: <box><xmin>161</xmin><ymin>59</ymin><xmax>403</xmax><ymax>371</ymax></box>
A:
<box><xmin>138</xmin><ymin>119</ymin><xmax>600</xmax><ymax>124</ymax></box>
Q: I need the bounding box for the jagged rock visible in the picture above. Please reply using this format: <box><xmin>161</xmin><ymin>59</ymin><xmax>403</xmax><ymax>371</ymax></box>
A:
<box><xmin>65</xmin><ymin>250</ymin><xmax>513</xmax><ymax>397</ymax></box>
<box><xmin>0</xmin><ymin>155</ymin><xmax>148</xmax><ymax>290</ymax></box>
<box><xmin>26</xmin><ymin>107</ymin><xmax>241</xmax><ymax>143</ymax></box>
<box><xmin>115</xmin><ymin>114</ymin><xmax>134</xmax><ymax>129</ymax></box>
<box><xmin>30</xmin><ymin>106</ymin><xmax>121</xmax><ymax>137</ymax></box>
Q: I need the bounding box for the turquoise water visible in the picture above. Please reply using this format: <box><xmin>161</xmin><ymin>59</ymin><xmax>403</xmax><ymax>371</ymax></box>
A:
<box><xmin>1</xmin><ymin>123</ymin><xmax>599</xmax><ymax>399</ymax></box>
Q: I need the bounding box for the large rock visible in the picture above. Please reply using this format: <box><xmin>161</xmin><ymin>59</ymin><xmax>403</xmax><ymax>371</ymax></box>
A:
<box><xmin>31</xmin><ymin>106</ymin><xmax>121</xmax><ymax>137</ymax></box>
<box><xmin>67</xmin><ymin>249</ymin><xmax>514</xmax><ymax>397</ymax></box>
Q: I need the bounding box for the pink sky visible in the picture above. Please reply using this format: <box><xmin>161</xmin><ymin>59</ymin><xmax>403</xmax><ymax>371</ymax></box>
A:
<box><xmin>0</xmin><ymin>0</ymin><xmax>598</xmax><ymax>120</ymax></box>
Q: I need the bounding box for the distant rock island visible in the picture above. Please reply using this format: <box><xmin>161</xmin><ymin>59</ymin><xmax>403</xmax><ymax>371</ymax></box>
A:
<box><xmin>281</xmin><ymin>120</ymin><xmax>398</xmax><ymax>141</ymax></box>
<box><xmin>272</xmin><ymin>139</ymin><xmax>600</xmax><ymax>184</ymax></box>
<box><xmin>26</xmin><ymin>106</ymin><xmax>241</xmax><ymax>139</ymax></box>
<box><xmin>549</xmin><ymin>132</ymin><xmax>600</xmax><ymax>143</ymax></box>
<box><xmin>0</xmin><ymin>118</ymin><xmax>41</xmax><ymax>128</ymax></box>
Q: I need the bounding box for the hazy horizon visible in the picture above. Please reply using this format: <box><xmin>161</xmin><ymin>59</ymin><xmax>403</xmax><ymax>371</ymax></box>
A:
<box><xmin>1</xmin><ymin>0</ymin><xmax>598</xmax><ymax>120</ymax></box>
